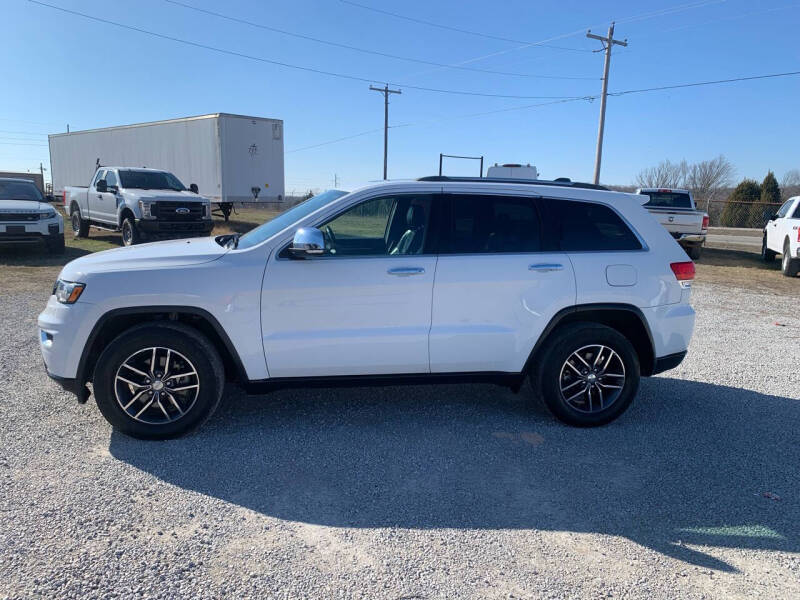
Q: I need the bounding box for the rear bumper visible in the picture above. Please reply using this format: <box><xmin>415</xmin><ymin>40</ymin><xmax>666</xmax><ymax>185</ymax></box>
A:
<box><xmin>674</xmin><ymin>233</ymin><xmax>706</xmax><ymax>244</ymax></box>
<box><xmin>137</xmin><ymin>219</ymin><xmax>214</xmax><ymax>235</ymax></box>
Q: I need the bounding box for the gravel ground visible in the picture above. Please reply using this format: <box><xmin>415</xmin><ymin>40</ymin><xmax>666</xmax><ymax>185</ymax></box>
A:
<box><xmin>1</xmin><ymin>280</ymin><xmax>799</xmax><ymax>599</ymax></box>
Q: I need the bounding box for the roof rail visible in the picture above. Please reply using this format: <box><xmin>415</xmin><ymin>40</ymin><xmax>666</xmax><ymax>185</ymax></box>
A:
<box><xmin>416</xmin><ymin>175</ymin><xmax>608</xmax><ymax>191</ymax></box>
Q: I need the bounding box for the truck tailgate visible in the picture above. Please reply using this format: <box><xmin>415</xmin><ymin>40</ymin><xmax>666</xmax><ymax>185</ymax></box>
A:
<box><xmin>646</xmin><ymin>208</ymin><xmax>704</xmax><ymax>234</ymax></box>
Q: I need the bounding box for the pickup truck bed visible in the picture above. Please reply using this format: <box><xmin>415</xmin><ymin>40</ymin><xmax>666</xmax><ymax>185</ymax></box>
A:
<box><xmin>637</xmin><ymin>188</ymin><xmax>708</xmax><ymax>259</ymax></box>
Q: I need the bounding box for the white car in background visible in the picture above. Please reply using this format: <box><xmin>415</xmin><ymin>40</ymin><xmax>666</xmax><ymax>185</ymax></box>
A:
<box><xmin>0</xmin><ymin>177</ymin><xmax>64</xmax><ymax>254</ymax></box>
<box><xmin>39</xmin><ymin>176</ymin><xmax>696</xmax><ymax>439</ymax></box>
<box><xmin>762</xmin><ymin>196</ymin><xmax>800</xmax><ymax>277</ymax></box>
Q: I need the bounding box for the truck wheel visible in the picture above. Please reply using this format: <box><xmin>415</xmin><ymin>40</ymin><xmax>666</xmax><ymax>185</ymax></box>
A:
<box><xmin>761</xmin><ymin>234</ymin><xmax>776</xmax><ymax>262</ymax></box>
<box><xmin>71</xmin><ymin>206</ymin><xmax>89</xmax><ymax>238</ymax></box>
<box><xmin>782</xmin><ymin>240</ymin><xmax>799</xmax><ymax>277</ymax></box>
<box><xmin>687</xmin><ymin>244</ymin><xmax>702</xmax><ymax>260</ymax></box>
<box><xmin>92</xmin><ymin>323</ymin><xmax>225</xmax><ymax>440</ymax></box>
<box><xmin>121</xmin><ymin>216</ymin><xmax>140</xmax><ymax>246</ymax></box>
<box><xmin>46</xmin><ymin>234</ymin><xmax>65</xmax><ymax>255</ymax></box>
<box><xmin>529</xmin><ymin>322</ymin><xmax>640</xmax><ymax>427</ymax></box>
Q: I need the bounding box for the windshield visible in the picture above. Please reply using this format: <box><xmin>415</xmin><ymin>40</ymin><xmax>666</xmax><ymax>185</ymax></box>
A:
<box><xmin>0</xmin><ymin>180</ymin><xmax>43</xmax><ymax>202</ymax></box>
<box><xmin>642</xmin><ymin>191</ymin><xmax>693</xmax><ymax>209</ymax></box>
<box><xmin>118</xmin><ymin>170</ymin><xmax>186</xmax><ymax>191</ymax></box>
<box><xmin>236</xmin><ymin>190</ymin><xmax>349</xmax><ymax>250</ymax></box>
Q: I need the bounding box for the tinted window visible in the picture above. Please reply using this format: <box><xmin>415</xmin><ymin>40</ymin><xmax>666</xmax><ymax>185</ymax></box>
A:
<box><xmin>105</xmin><ymin>171</ymin><xmax>118</xmax><ymax>187</ymax></box>
<box><xmin>119</xmin><ymin>170</ymin><xmax>185</xmax><ymax>191</ymax></box>
<box><xmin>320</xmin><ymin>195</ymin><xmax>433</xmax><ymax>256</ymax></box>
<box><xmin>549</xmin><ymin>199</ymin><xmax>642</xmax><ymax>251</ymax></box>
<box><xmin>0</xmin><ymin>180</ymin><xmax>43</xmax><ymax>201</ymax></box>
<box><xmin>641</xmin><ymin>191</ymin><xmax>692</xmax><ymax>209</ymax></box>
<box><xmin>443</xmin><ymin>195</ymin><xmax>540</xmax><ymax>254</ymax></box>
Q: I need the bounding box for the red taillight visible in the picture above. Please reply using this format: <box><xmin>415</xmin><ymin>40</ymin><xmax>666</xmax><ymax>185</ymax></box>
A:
<box><xmin>62</xmin><ymin>191</ymin><xmax>67</xmax><ymax>206</ymax></box>
<box><xmin>701</xmin><ymin>214</ymin><xmax>709</xmax><ymax>231</ymax></box>
<box><xmin>797</xmin><ymin>228</ymin><xmax>800</xmax><ymax>243</ymax></box>
<box><xmin>670</xmin><ymin>261</ymin><xmax>695</xmax><ymax>281</ymax></box>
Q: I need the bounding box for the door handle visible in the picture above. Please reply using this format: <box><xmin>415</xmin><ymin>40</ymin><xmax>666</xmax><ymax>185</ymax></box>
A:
<box><xmin>97</xmin><ymin>194</ymin><xmax>103</xmax><ymax>199</ymax></box>
<box><xmin>387</xmin><ymin>267</ymin><xmax>425</xmax><ymax>276</ymax></box>
<box><xmin>529</xmin><ymin>263</ymin><xmax>564</xmax><ymax>272</ymax></box>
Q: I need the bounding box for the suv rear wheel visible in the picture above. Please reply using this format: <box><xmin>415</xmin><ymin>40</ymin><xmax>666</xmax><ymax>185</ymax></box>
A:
<box><xmin>531</xmin><ymin>322</ymin><xmax>640</xmax><ymax>427</ymax></box>
<box><xmin>93</xmin><ymin>323</ymin><xmax>225</xmax><ymax>439</ymax></box>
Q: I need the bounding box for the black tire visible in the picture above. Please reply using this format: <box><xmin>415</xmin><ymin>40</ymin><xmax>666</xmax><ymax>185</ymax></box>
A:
<box><xmin>46</xmin><ymin>234</ymin><xmax>65</xmax><ymax>254</ymax></box>
<box><xmin>686</xmin><ymin>244</ymin><xmax>702</xmax><ymax>260</ymax></box>
<box><xmin>530</xmin><ymin>322</ymin><xmax>640</xmax><ymax>427</ymax></box>
<box><xmin>761</xmin><ymin>234</ymin><xmax>776</xmax><ymax>262</ymax></box>
<box><xmin>121</xmin><ymin>216</ymin><xmax>140</xmax><ymax>246</ymax></box>
<box><xmin>93</xmin><ymin>323</ymin><xmax>225</xmax><ymax>440</ymax></box>
<box><xmin>71</xmin><ymin>205</ymin><xmax>89</xmax><ymax>238</ymax></box>
<box><xmin>781</xmin><ymin>239</ymin><xmax>799</xmax><ymax>277</ymax></box>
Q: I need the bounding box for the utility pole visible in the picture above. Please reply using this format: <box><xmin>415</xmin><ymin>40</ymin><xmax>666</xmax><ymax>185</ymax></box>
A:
<box><xmin>333</xmin><ymin>173</ymin><xmax>339</xmax><ymax>188</ymax></box>
<box><xmin>369</xmin><ymin>84</ymin><xmax>401</xmax><ymax>180</ymax></box>
<box><xmin>586</xmin><ymin>23</ymin><xmax>627</xmax><ymax>185</ymax></box>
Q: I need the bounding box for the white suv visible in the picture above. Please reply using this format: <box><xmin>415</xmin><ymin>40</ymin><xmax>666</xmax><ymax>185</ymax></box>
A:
<box><xmin>0</xmin><ymin>177</ymin><xmax>64</xmax><ymax>254</ymax></box>
<box><xmin>38</xmin><ymin>177</ymin><xmax>696</xmax><ymax>439</ymax></box>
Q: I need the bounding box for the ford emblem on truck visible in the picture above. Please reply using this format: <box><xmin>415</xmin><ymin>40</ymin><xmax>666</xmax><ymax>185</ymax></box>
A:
<box><xmin>175</xmin><ymin>207</ymin><xmax>190</xmax><ymax>214</ymax></box>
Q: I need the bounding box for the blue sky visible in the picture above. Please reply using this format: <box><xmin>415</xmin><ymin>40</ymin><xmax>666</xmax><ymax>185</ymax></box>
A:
<box><xmin>2</xmin><ymin>0</ymin><xmax>799</xmax><ymax>191</ymax></box>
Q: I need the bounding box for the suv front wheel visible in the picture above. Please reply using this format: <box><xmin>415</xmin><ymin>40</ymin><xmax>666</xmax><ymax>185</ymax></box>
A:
<box><xmin>531</xmin><ymin>322</ymin><xmax>640</xmax><ymax>427</ymax></box>
<box><xmin>93</xmin><ymin>323</ymin><xmax>225</xmax><ymax>439</ymax></box>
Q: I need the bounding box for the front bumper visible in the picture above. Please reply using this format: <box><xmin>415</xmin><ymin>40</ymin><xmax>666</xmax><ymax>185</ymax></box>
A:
<box><xmin>0</xmin><ymin>222</ymin><xmax>62</xmax><ymax>243</ymax></box>
<box><xmin>651</xmin><ymin>351</ymin><xmax>688</xmax><ymax>375</ymax></box>
<box><xmin>137</xmin><ymin>219</ymin><xmax>214</xmax><ymax>235</ymax></box>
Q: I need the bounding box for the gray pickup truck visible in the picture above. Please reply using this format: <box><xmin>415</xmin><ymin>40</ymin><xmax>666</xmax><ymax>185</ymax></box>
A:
<box><xmin>65</xmin><ymin>167</ymin><xmax>213</xmax><ymax>246</ymax></box>
<box><xmin>636</xmin><ymin>188</ymin><xmax>709</xmax><ymax>259</ymax></box>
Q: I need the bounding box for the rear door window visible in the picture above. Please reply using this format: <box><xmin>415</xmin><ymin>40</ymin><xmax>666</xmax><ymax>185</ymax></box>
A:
<box><xmin>440</xmin><ymin>194</ymin><xmax>541</xmax><ymax>254</ymax></box>
<box><xmin>641</xmin><ymin>191</ymin><xmax>693</xmax><ymax>209</ymax></box>
<box><xmin>545</xmin><ymin>199</ymin><xmax>642</xmax><ymax>252</ymax></box>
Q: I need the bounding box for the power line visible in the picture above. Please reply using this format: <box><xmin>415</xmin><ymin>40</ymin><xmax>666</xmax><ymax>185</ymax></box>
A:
<box><xmin>29</xmin><ymin>1</ymin><xmax>585</xmax><ymax>100</ymax></box>
<box><xmin>339</xmin><ymin>0</ymin><xmax>592</xmax><ymax>52</ymax></box>
<box><xmin>288</xmin><ymin>70</ymin><xmax>800</xmax><ymax>153</ymax></box>
<box><xmin>165</xmin><ymin>0</ymin><xmax>597</xmax><ymax>80</ymax></box>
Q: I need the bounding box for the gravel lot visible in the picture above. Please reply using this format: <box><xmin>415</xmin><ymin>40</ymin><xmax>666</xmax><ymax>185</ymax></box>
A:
<box><xmin>1</xmin><ymin>273</ymin><xmax>799</xmax><ymax>599</ymax></box>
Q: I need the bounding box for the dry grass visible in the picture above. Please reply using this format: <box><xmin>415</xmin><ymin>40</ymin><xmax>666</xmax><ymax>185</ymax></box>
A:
<box><xmin>696</xmin><ymin>247</ymin><xmax>798</xmax><ymax>295</ymax></box>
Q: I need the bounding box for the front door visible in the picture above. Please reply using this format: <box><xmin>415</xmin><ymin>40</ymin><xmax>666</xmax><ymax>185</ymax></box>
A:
<box><xmin>261</xmin><ymin>193</ymin><xmax>437</xmax><ymax>378</ymax></box>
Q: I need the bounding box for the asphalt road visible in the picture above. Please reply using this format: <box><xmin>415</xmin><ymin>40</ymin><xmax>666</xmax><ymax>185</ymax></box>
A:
<box><xmin>1</xmin><ymin>280</ymin><xmax>798</xmax><ymax>599</ymax></box>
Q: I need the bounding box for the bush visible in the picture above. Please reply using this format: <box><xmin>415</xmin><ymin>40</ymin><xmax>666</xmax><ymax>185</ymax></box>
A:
<box><xmin>720</xmin><ymin>179</ymin><xmax>761</xmax><ymax>227</ymax></box>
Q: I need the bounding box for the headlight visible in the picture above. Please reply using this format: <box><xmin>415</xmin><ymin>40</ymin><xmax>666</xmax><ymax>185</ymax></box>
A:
<box><xmin>139</xmin><ymin>200</ymin><xmax>156</xmax><ymax>219</ymax></box>
<box><xmin>53</xmin><ymin>280</ymin><xmax>85</xmax><ymax>304</ymax></box>
<box><xmin>39</xmin><ymin>209</ymin><xmax>57</xmax><ymax>219</ymax></box>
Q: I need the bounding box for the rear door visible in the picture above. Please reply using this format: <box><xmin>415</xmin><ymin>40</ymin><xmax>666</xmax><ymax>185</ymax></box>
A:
<box><xmin>429</xmin><ymin>192</ymin><xmax>575</xmax><ymax>373</ymax></box>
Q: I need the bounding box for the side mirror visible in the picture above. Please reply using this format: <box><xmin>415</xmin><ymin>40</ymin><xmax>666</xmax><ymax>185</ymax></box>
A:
<box><xmin>189</xmin><ymin>183</ymin><xmax>199</xmax><ymax>194</ymax></box>
<box><xmin>290</xmin><ymin>227</ymin><xmax>325</xmax><ymax>257</ymax></box>
<box><xmin>771</xmin><ymin>213</ymin><xmax>780</xmax><ymax>221</ymax></box>
<box><xmin>96</xmin><ymin>180</ymin><xmax>107</xmax><ymax>193</ymax></box>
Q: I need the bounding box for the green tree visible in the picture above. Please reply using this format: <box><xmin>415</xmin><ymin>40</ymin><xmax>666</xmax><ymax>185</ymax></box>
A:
<box><xmin>752</xmin><ymin>171</ymin><xmax>783</xmax><ymax>226</ymax></box>
<box><xmin>720</xmin><ymin>179</ymin><xmax>761</xmax><ymax>227</ymax></box>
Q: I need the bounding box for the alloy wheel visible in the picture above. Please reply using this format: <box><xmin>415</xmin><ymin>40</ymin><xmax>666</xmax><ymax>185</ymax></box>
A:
<box><xmin>559</xmin><ymin>344</ymin><xmax>626</xmax><ymax>413</ymax></box>
<box><xmin>114</xmin><ymin>346</ymin><xmax>200</xmax><ymax>425</ymax></box>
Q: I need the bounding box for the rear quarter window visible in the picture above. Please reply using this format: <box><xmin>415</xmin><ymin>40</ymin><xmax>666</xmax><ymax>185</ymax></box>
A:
<box><xmin>547</xmin><ymin>199</ymin><xmax>642</xmax><ymax>252</ymax></box>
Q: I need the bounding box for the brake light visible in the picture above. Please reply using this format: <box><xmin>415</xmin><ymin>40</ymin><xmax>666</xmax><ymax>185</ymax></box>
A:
<box><xmin>670</xmin><ymin>261</ymin><xmax>695</xmax><ymax>283</ymax></box>
<box><xmin>701</xmin><ymin>214</ymin><xmax>709</xmax><ymax>232</ymax></box>
<box><xmin>63</xmin><ymin>191</ymin><xmax>67</xmax><ymax>206</ymax></box>
<box><xmin>797</xmin><ymin>228</ymin><xmax>800</xmax><ymax>243</ymax></box>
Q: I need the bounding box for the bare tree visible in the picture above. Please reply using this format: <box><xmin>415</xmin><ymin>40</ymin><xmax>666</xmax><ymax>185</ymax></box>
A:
<box><xmin>635</xmin><ymin>159</ymin><xmax>688</xmax><ymax>189</ymax></box>
<box><xmin>685</xmin><ymin>155</ymin><xmax>735</xmax><ymax>209</ymax></box>
<box><xmin>781</xmin><ymin>169</ymin><xmax>800</xmax><ymax>200</ymax></box>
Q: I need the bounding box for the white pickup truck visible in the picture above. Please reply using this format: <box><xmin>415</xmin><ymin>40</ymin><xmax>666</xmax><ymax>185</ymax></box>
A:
<box><xmin>636</xmin><ymin>188</ymin><xmax>708</xmax><ymax>259</ymax></box>
<box><xmin>64</xmin><ymin>167</ymin><xmax>213</xmax><ymax>246</ymax></box>
<box><xmin>762</xmin><ymin>196</ymin><xmax>800</xmax><ymax>277</ymax></box>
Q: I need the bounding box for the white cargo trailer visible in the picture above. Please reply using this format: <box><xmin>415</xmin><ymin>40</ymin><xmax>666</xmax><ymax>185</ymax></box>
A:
<box><xmin>49</xmin><ymin>113</ymin><xmax>284</xmax><ymax>218</ymax></box>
